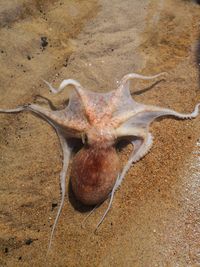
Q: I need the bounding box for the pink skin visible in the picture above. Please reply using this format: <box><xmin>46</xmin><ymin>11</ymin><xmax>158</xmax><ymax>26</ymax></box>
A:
<box><xmin>0</xmin><ymin>72</ymin><xmax>199</xmax><ymax>251</ymax></box>
<box><xmin>71</xmin><ymin>145</ymin><xmax>120</xmax><ymax>206</ymax></box>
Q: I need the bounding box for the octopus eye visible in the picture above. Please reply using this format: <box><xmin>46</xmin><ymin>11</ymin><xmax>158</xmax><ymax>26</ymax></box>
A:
<box><xmin>81</xmin><ymin>133</ymin><xmax>88</xmax><ymax>144</ymax></box>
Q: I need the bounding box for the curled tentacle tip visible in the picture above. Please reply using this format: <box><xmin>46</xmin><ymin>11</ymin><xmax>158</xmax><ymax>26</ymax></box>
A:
<box><xmin>94</xmin><ymin>228</ymin><xmax>99</xmax><ymax>235</ymax></box>
<box><xmin>81</xmin><ymin>219</ymin><xmax>87</xmax><ymax>229</ymax></box>
<box><xmin>157</xmin><ymin>72</ymin><xmax>168</xmax><ymax>78</ymax></box>
<box><xmin>42</xmin><ymin>79</ymin><xmax>57</xmax><ymax>94</ymax></box>
<box><xmin>42</xmin><ymin>78</ymin><xmax>48</xmax><ymax>85</ymax></box>
<box><xmin>161</xmin><ymin>71</ymin><xmax>168</xmax><ymax>75</ymax></box>
<box><xmin>81</xmin><ymin>224</ymin><xmax>85</xmax><ymax>229</ymax></box>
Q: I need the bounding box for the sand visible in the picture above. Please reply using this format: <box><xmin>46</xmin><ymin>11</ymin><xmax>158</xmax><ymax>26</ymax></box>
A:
<box><xmin>0</xmin><ymin>0</ymin><xmax>200</xmax><ymax>266</ymax></box>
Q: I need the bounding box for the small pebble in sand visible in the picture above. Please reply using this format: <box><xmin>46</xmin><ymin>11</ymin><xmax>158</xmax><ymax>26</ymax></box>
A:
<box><xmin>40</xmin><ymin>36</ymin><xmax>48</xmax><ymax>49</ymax></box>
<box><xmin>25</xmin><ymin>239</ymin><xmax>33</xmax><ymax>245</ymax></box>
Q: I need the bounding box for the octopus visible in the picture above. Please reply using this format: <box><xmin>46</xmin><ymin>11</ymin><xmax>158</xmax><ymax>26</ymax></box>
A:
<box><xmin>0</xmin><ymin>72</ymin><xmax>199</xmax><ymax>250</ymax></box>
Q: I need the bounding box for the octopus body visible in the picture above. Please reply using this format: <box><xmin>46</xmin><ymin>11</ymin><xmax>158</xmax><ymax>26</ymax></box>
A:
<box><xmin>0</xmin><ymin>72</ymin><xmax>199</xmax><ymax>250</ymax></box>
<box><xmin>71</xmin><ymin>145</ymin><xmax>119</xmax><ymax>205</ymax></box>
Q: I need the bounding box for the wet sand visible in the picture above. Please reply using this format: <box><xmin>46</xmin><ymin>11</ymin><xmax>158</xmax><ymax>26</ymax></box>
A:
<box><xmin>0</xmin><ymin>0</ymin><xmax>200</xmax><ymax>266</ymax></box>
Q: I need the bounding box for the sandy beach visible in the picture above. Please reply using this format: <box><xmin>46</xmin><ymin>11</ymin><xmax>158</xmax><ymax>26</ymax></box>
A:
<box><xmin>0</xmin><ymin>0</ymin><xmax>200</xmax><ymax>266</ymax></box>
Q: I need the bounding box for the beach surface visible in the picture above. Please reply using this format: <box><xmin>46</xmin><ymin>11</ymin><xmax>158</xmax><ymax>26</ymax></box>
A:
<box><xmin>0</xmin><ymin>0</ymin><xmax>200</xmax><ymax>266</ymax></box>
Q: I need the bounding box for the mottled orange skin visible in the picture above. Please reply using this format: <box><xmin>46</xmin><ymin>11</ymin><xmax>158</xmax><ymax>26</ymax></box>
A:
<box><xmin>71</xmin><ymin>146</ymin><xmax>120</xmax><ymax>205</ymax></box>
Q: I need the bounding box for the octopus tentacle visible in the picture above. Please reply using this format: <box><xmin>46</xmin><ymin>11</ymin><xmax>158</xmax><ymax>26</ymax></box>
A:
<box><xmin>114</xmin><ymin>105</ymin><xmax>200</xmax><ymax>184</ymax></box>
<box><xmin>43</xmin><ymin>79</ymin><xmax>95</xmax><ymax>124</ymax></box>
<box><xmin>0</xmin><ymin>104</ymin><xmax>72</xmax><ymax>251</ymax></box>
<box><xmin>94</xmin><ymin>175</ymin><xmax>119</xmax><ymax>231</ymax></box>
<box><xmin>95</xmin><ymin>133</ymin><xmax>153</xmax><ymax>230</ymax></box>
<box><xmin>0</xmin><ymin>104</ymin><xmax>59</xmax><ymax>123</ymax></box>
<box><xmin>107</xmin><ymin>72</ymin><xmax>167</xmax><ymax>119</ymax></box>
<box><xmin>81</xmin><ymin>202</ymin><xmax>101</xmax><ymax>229</ymax></box>
<box><xmin>48</xmin><ymin>132</ymin><xmax>71</xmax><ymax>252</ymax></box>
<box><xmin>118</xmin><ymin>72</ymin><xmax>167</xmax><ymax>89</ymax></box>
<box><xmin>0</xmin><ymin>104</ymin><xmax>72</xmax><ymax>252</ymax></box>
<box><xmin>0</xmin><ymin>103</ymin><xmax>86</xmax><ymax>133</ymax></box>
<box><xmin>116</xmin><ymin>133</ymin><xmax>153</xmax><ymax>189</ymax></box>
<box><xmin>146</xmin><ymin>103</ymin><xmax>200</xmax><ymax>121</ymax></box>
<box><xmin>115</xmin><ymin>124</ymin><xmax>146</xmax><ymax>138</ymax></box>
<box><xmin>114</xmin><ymin>103</ymin><xmax>200</xmax><ymax>132</ymax></box>
<box><xmin>0</xmin><ymin>106</ymin><xmax>25</xmax><ymax>113</ymax></box>
<box><xmin>43</xmin><ymin>78</ymin><xmax>83</xmax><ymax>95</ymax></box>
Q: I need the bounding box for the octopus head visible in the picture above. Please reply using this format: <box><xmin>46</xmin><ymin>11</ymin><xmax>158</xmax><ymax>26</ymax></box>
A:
<box><xmin>71</xmin><ymin>126</ymin><xmax>119</xmax><ymax>205</ymax></box>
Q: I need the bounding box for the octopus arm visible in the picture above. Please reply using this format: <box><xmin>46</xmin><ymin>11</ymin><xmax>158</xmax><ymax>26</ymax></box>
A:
<box><xmin>0</xmin><ymin>103</ymin><xmax>72</xmax><ymax>251</ymax></box>
<box><xmin>0</xmin><ymin>101</ymin><xmax>87</xmax><ymax>133</ymax></box>
<box><xmin>116</xmin><ymin>133</ymin><xmax>153</xmax><ymax>189</ymax></box>
<box><xmin>48</xmin><ymin>131</ymin><xmax>71</xmax><ymax>252</ymax></box>
<box><xmin>111</xmin><ymin>72</ymin><xmax>166</xmax><ymax>114</ymax></box>
<box><xmin>95</xmin><ymin>133</ymin><xmax>153</xmax><ymax>230</ymax></box>
<box><xmin>113</xmin><ymin>102</ymin><xmax>200</xmax><ymax>191</ymax></box>
<box><xmin>118</xmin><ymin>72</ymin><xmax>166</xmax><ymax>89</ymax></box>
<box><xmin>43</xmin><ymin>78</ymin><xmax>83</xmax><ymax>95</ymax></box>
<box><xmin>0</xmin><ymin>104</ymin><xmax>57</xmax><ymax>122</ymax></box>
<box><xmin>43</xmin><ymin>78</ymin><xmax>98</xmax><ymax>124</ymax></box>
<box><xmin>115</xmin><ymin>103</ymin><xmax>200</xmax><ymax>134</ymax></box>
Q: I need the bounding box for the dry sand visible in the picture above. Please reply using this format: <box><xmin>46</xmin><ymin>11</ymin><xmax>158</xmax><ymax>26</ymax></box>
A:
<box><xmin>0</xmin><ymin>0</ymin><xmax>200</xmax><ymax>266</ymax></box>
